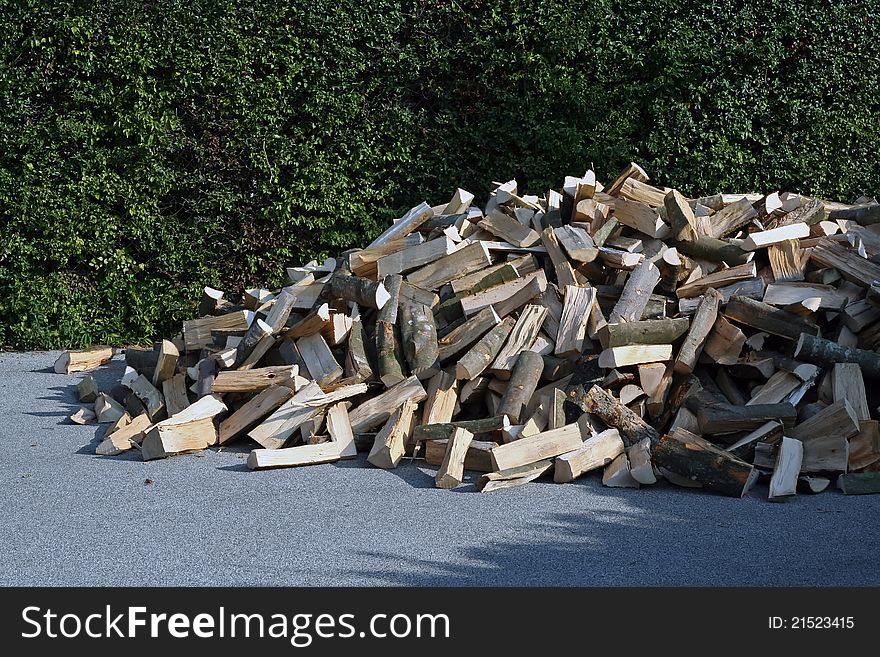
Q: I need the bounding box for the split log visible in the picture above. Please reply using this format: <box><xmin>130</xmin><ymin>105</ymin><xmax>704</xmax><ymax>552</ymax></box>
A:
<box><xmin>704</xmin><ymin>197</ymin><xmax>758</xmax><ymax>238</ymax></box>
<box><xmin>832</xmin><ymin>363</ymin><xmax>870</xmax><ymax>421</ymax></box>
<box><xmin>678</xmin><ymin>277</ymin><xmax>765</xmax><ymax>316</ymax></box>
<box><xmin>762</xmin><ymin>282</ymin><xmax>848</xmax><ymax>310</ymax></box>
<box><xmin>541</xmin><ymin>227</ymin><xmax>578</xmax><ymax>288</ymax></box>
<box><xmin>674</xmin><ymin>287</ymin><xmax>721</xmax><ymax>374</ymax></box>
<box><xmin>348</xmin><ymin>376</ymin><xmax>427</xmax><ymax>433</ymax></box>
<box><xmin>768</xmin><ymin>239</ymin><xmax>805</xmax><ymax>282</ymax></box>
<box><xmin>724</xmin><ymin>295</ymin><xmax>819</xmax><ymax>340</ymax></box>
<box><xmin>422</xmin><ymin>370</ymin><xmax>458</xmax><ymax>425</ymax></box>
<box><xmin>741</xmin><ymin>223</ymin><xmax>809</xmax><ymax>250</ymax></box>
<box><xmin>426</xmin><ymin>439</ymin><xmax>496</xmax><ymax>473</ymax></box>
<box><xmin>344</xmin><ymin>311</ymin><xmax>374</xmax><ymax>383</ymax></box>
<box><xmin>232</xmin><ymin>318</ymin><xmax>272</xmax><ymax>368</ymax></box>
<box><xmin>183</xmin><ymin>310</ymin><xmax>252</xmax><ymax>352</ymax></box>
<box><xmin>676</xmin><ymin>262</ymin><xmax>757</xmax><ymax>299</ymax></box>
<box><xmin>614</xmin><ymin>197</ymin><xmax>669</xmax><ymax>238</ymax></box>
<box><xmin>247</xmin><ymin>382</ymin><xmax>327</xmax><ymax>449</ymax></box>
<box><xmin>490</xmin><ymin>304</ymin><xmax>548</xmax><ymax>378</ymax></box>
<box><xmin>607</xmin><ymin>162</ymin><xmax>649</xmax><ymax>196</ymax></box>
<box><xmin>141</xmin><ymin>396</ymin><xmax>227</xmax><ymax>461</ymax></box>
<box><xmin>653</xmin><ymin>428</ymin><xmax>758</xmax><ymax>497</ymax></box>
<box><xmin>435</xmin><ymin>428</ymin><xmax>475</xmax><ymax>489</ymax></box>
<box><xmin>478</xmin><ymin>210</ymin><xmax>541</xmax><ymax>247</ymax></box>
<box><xmin>695</xmin><ymin>401</ymin><xmax>797</xmax><ymax>434</ymax></box>
<box><xmin>285</xmin><ymin>304</ymin><xmax>331</xmax><ymax>339</ymax></box>
<box><xmin>246</xmin><ymin>419</ymin><xmax>357</xmax><ymax>469</ymax></box>
<box><xmin>598</xmin><ymin>344</ymin><xmax>672</xmax><ymax>369</ymax></box>
<box><xmin>218</xmin><ymin>384</ymin><xmax>294</xmax><ymax>444</ymax></box>
<box><xmin>349</xmin><ymin>233</ymin><xmax>424</xmax><ymax>278</ymax></box>
<box><xmin>70</xmin><ymin>406</ymin><xmax>96</xmax><ymax>425</ymax></box>
<box><xmin>437</xmin><ymin>306</ymin><xmax>501</xmax><ymax>363</ymax></box>
<box><xmin>849</xmin><ymin>420</ymin><xmax>880</xmax><ymax>471</ymax></box>
<box><xmin>554</xmin><ymin>225</ymin><xmax>598</xmax><ymax>262</ymax></box>
<box><xmin>76</xmin><ymin>376</ymin><xmax>99</xmax><ymax>403</ymax></box>
<box><xmin>54</xmin><ymin>346</ymin><xmax>114</xmax><ymax>374</ymax></box>
<box><xmin>412</xmin><ymin>416</ymin><xmax>510</xmax><ymax>443</ymax></box>
<box><xmin>366</xmin><ymin>201</ymin><xmax>433</xmax><ymax>250</ymax></box>
<box><xmin>789</xmin><ymin>399</ymin><xmax>858</xmax><ymax>472</ymax></box>
<box><xmin>490</xmin><ymin>423</ymin><xmax>584</xmax><ymax>471</ymax></box>
<box><xmin>368</xmin><ymin>398</ymin><xmax>419</xmax><ymax>469</ymax></box>
<box><xmin>768</xmin><ymin>436</ymin><xmax>803</xmax><ymax>501</ymax></box>
<box><xmin>376</xmin><ymin>236</ymin><xmax>455</xmax><ymax>278</ymax></box>
<box><xmin>497</xmin><ymin>351</ymin><xmax>544</xmax><ymax>424</ymax></box>
<box><xmin>555</xmin><ymin>285</ymin><xmax>596</xmax><ymax>357</ymax></box>
<box><xmin>478</xmin><ymin>459</ymin><xmax>553</xmax><ymax>492</ymax></box>
<box><xmin>212</xmin><ymin>365</ymin><xmax>297</xmax><ymax>393</ymax></box>
<box><xmin>128</xmin><ymin>374</ymin><xmax>166</xmax><ymax>422</ymax></box>
<box><xmin>809</xmin><ymin>238</ymin><xmax>880</xmax><ymax>287</ymax></box>
<box><xmin>406</xmin><ymin>242</ymin><xmax>492</xmax><ymax>290</ymax></box>
<box><xmin>151</xmin><ymin>339</ymin><xmax>179</xmax><ymax>386</ymax></box>
<box><xmin>702</xmin><ymin>315</ymin><xmax>745</xmax><ymax>365</ymax></box>
<box><xmin>608</xmin><ymin>259</ymin><xmax>660</xmax><ymax>324</ymax></box>
<box><xmin>554</xmin><ymin>429</ymin><xmax>625</xmax><ymax>483</ymax></box>
<box><xmin>96</xmin><ymin>414</ymin><xmax>152</xmax><ymax>456</ymax></box>
<box><xmin>455</xmin><ymin>317</ymin><xmax>516</xmax><ymax>380</ymax></box>
<box><xmin>297</xmin><ymin>334</ymin><xmax>343</xmax><ymax>386</ymax></box>
<box><xmin>602</xmin><ymin>452</ymin><xmax>640</xmax><ymax>488</ymax></box>
<box><xmin>794</xmin><ymin>333</ymin><xmax>880</xmax><ymax>379</ymax></box>
<box><xmin>673</xmin><ymin>235</ymin><xmax>751</xmax><ymax>266</ymax></box>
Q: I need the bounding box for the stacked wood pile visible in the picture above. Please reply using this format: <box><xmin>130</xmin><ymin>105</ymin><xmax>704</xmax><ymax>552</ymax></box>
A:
<box><xmin>58</xmin><ymin>163</ymin><xmax>880</xmax><ymax>498</ymax></box>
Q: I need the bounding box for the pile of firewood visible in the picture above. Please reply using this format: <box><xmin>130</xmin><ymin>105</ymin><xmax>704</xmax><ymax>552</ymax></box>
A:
<box><xmin>57</xmin><ymin>162</ymin><xmax>880</xmax><ymax>498</ymax></box>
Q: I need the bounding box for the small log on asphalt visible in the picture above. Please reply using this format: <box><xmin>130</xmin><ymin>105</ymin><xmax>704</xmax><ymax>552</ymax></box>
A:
<box><xmin>653</xmin><ymin>428</ymin><xmax>758</xmax><ymax>497</ymax></box>
<box><xmin>768</xmin><ymin>436</ymin><xmax>803</xmax><ymax>501</ymax></box>
<box><xmin>54</xmin><ymin>346</ymin><xmax>114</xmax><ymax>375</ymax></box>
<box><xmin>554</xmin><ymin>429</ymin><xmax>625</xmax><ymax>483</ymax></box>
<box><xmin>435</xmin><ymin>428</ymin><xmax>475</xmax><ymax>489</ymax></box>
<box><xmin>77</xmin><ymin>376</ymin><xmax>99</xmax><ymax>403</ymax></box>
<box><xmin>426</xmin><ymin>439</ymin><xmax>496</xmax><ymax>473</ymax></box>
<box><xmin>838</xmin><ymin>472</ymin><xmax>880</xmax><ymax>495</ymax></box>
<box><xmin>368</xmin><ymin>398</ymin><xmax>419</xmax><ymax>469</ymax></box>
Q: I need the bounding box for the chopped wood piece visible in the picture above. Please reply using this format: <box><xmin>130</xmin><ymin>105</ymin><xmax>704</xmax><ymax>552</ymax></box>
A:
<box><xmin>490</xmin><ymin>304</ymin><xmax>548</xmax><ymax>377</ymax></box>
<box><xmin>702</xmin><ymin>315</ymin><xmax>746</xmax><ymax>365</ymax></box>
<box><xmin>833</xmin><ymin>363</ymin><xmax>870</xmax><ymax>421</ymax></box>
<box><xmin>435</xmin><ymin>428</ymin><xmax>475</xmax><ymax>489</ymax></box>
<box><xmin>141</xmin><ymin>396</ymin><xmax>228</xmax><ymax>461</ymax></box>
<box><xmin>583</xmin><ymin>385</ymin><xmax>660</xmax><ymax>447</ymax></box>
<box><xmin>490</xmin><ymin>423</ymin><xmax>584</xmax><ymax>471</ymax></box>
<box><xmin>213</xmin><ymin>365</ymin><xmax>297</xmax><ymax>393</ymax></box>
<box><xmin>602</xmin><ymin>452</ymin><xmax>640</xmax><ymax>488</ymax></box>
<box><xmin>368</xmin><ymin>398</ymin><xmax>418</xmax><ymax>469</ymax></box>
<box><xmin>554</xmin><ymin>225</ymin><xmax>598</xmax><ymax>262</ymax></box>
<box><xmin>741</xmin><ymin>223</ymin><xmax>809</xmax><ymax>250</ymax></box>
<box><xmin>555</xmin><ymin>285</ymin><xmax>596</xmax><ymax>357</ymax></box>
<box><xmin>498</xmin><ymin>351</ymin><xmax>544</xmax><ymax>423</ymax></box>
<box><xmin>724</xmin><ymin>295</ymin><xmax>819</xmax><ymax>340</ymax></box>
<box><xmin>296</xmin><ymin>334</ymin><xmax>343</xmax><ymax>386</ymax></box>
<box><xmin>607</xmin><ymin>162</ymin><xmax>650</xmax><ymax>196</ymax></box>
<box><xmin>456</xmin><ymin>317</ymin><xmax>516</xmax><ymax>380</ymax></box>
<box><xmin>848</xmin><ymin>420</ymin><xmax>880</xmax><ymax>471</ymax></box>
<box><xmin>152</xmin><ymin>339</ymin><xmax>179</xmax><ymax>386</ymax></box>
<box><xmin>653</xmin><ymin>428</ymin><xmax>758</xmax><ymax>497</ymax></box>
<box><xmin>376</xmin><ymin>236</ymin><xmax>455</xmax><ymax>278</ymax></box>
<box><xmin>426</xmin><ymin>439</ymin><xmax>496</xmax><ymax>473</ymax></box>
<box><xmin>695</xmin><ymin>401</ymin><xmax>797</xmax><ymax>434</ymax></box>
<box><xmin>810</xmin><ymin>238</ymin><xmax>880</xmax><ymax>287</ymax></box>
<box><xmin>406</xmin><ymin>242</ymin><xmax>492</xmax><ymax>290</ymax></box>
<box><xmin>676</xmin><ymin>262</ymin><xmax>757</xmax><ymax>299</ymax></box>
<box><xmin>218</xmin><ymin>384</ymin><xmax>294</xmax><ymax>445</ymax></box>
<box><xmin>838</xmin><ymin>472</ymin><xmax>880</xmax><ymax>495</ymax></box>
<box><xmin>348</xmin><ymin>376</ymin><xmax>428</xmax><ymax>433</ymax></box>
<box><xmin>598</xmin><ymin>344</ymin><xmax>672</xmax><ymax>369</ymax></box>
<box><xmin>70</xmin><ymin>406</ymin><xmax>96</xmax><ymax>425</ymax></box>
<box><xmin>478</xmin><ymin>210</ymin><xmax>541</xmax><ymax>247</ymax></box>
<box><xmin>54</xmin><ymin>346</ymin><xmax>114</xmax><ymax>374</ymax></box>
<box><xmin>768</xmin><ymin>239</ymin><xmax>804</xmax><ymax>282</ymax></box>
<box><xmin>789</xmin><ymin>399</ymin><xmax>858</xmax><ymax>473</ymax></box>
<box><xmin>747</xmin><ymin>371</ymin><xmax>800</xmax><ymax>405</ymax></box>
<box><xmin>794</xmin><ymin>333</ymin><xmax>880</xmax><ymax>379</ymax></box>
<box><xmin>704</xmin><ymin>197</ymin><xmax>758</xmax><ymax>238</ymax></box>
<box><xmin>183</xmin><ymin>310</ymin><xmax>251</xmax><ymax>352</ymax></box>
<box><xmin>128</xmin><ymin>374</ymin><xmax>166</xmax><ymax>421</ymax></box>
<box><xmin>350</xmin><ymin>234</ymin><xmax>424</xmax><ymax>278</ymax></box>
<box><xmin>367</xmin><ymin>202</ymin><xmax>433</xmax><ymax>250</ymax></box>
<box><xmin>438</xmin><ymin>307</ymin><xmax>501</xmax><ymax>365</ymax></box>
<box><xmin>477</xmin><ymin>459</ymin><xmax>553</xmax><ymax>492</ymax></box>
<box><xmin>598</xmin><ymin>317</ymin><xmax>689</xmax><ymax>349</ymax></box>
<box><xmin>608</xmin><ymin>259</ymin><xmax>660</xmax><ymax>324</ymax></box>
<box><xmin>458</xmin><ymin>271</ymin><xmax>544</xmax><ymax>318</ymax></box>
<box><xmin>554</xmin><ymin>429</ymin><xmax>624</xmax><ymax>482</ymax></box>
<box><xmin>798</xmin><ymin>476</ymin><xmax>831</xmax><ymax>493</ymax></box>
<box><xmin>422</xmin><ymin>370</ymin><xmax>458</xmax><ymax>425</ymax></box>
<box><xmin>399</xmin><ymin>301</ymin><xmax>439</xmax><ymax>379</ymax></box>
<box><xmin>540</xmin><ymin>226</ymin><xmax>578</xmax><ymax>288</ymax></box>
<box><xmin>614</xmin><ymin>197</ymin><xmax>669</xmax><ymax>238</ymax></box>
<box><xmin>675</xmin><ymin>287</ymin><xmax>721</xmax><ymax>374</ymax></box>
<box><xmin>762</xmin><ymin>282</ymin><xmax>848</xmax><ymax>310</ymax></box>
<box><xmin>768</xmin><ymin>436</ymin><xmax>803</xmax><ymax>501</ymax></box>
<box><xmin>76</xmin><ymin>376</ymin><xmax>99</xmax><ymax>403</ymax></box>
<box><xmin>96</xmin><ymin>414</ymin><xmax>152</xmax><ymax>456</ymax></box>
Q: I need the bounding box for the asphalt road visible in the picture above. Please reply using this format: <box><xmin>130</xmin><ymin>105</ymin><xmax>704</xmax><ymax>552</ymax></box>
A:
<box><xmin>1</xmin><ymin>351</ymin><xmax>877</xmax><ymax>586</ymax></box>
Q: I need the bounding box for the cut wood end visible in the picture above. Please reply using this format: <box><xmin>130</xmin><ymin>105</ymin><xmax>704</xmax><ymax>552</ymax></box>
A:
<box><xmin>374</xmin><ymin>282</ymin><xmax>391</xmax><ymax>310</ymax></box>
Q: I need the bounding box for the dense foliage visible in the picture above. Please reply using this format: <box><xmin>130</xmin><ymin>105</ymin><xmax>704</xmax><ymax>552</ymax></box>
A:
<box><xmin>2</xmin><ymin>0</ymin><xmax>878</xmax><ymax>348</ymax></box>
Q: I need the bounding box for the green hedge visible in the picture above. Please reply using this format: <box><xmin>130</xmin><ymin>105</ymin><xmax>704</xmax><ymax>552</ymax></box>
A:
<box><xmin>2</xmin><ymin>0</ymin><xmax>878</xmax><ymax>349</ymax></box>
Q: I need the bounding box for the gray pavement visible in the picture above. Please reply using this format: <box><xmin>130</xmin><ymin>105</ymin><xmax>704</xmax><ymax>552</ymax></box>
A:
<box><xmin>1</xmin><ymin>351</ymin><xmax>877</xmax><ymax>586</ymax></box>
